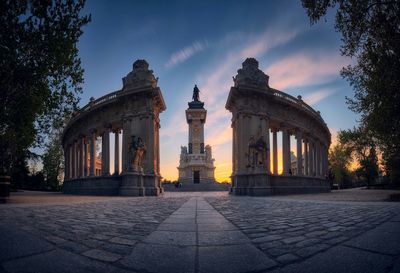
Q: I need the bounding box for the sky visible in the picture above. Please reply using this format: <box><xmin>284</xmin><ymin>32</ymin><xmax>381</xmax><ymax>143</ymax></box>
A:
<box><xmin>76</xmin><ymin>0</ymin><xmax>359</xmax><ymax>182</ymax></box>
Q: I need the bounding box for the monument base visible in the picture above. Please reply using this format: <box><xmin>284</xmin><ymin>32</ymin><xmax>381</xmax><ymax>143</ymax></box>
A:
<box><xmin>119</xmin><ymin>172</ymin><xmax>145</xmax><ymax>196</ymax></box>
<box><xmin>143</xmin><ymin>174</ymin><xmax>162</xmax><ymax>196</ymax></box>
<box><xmin>231</xmin><ymin>173</ymin><xmax>330</xmax><ymax>196</ymax></box>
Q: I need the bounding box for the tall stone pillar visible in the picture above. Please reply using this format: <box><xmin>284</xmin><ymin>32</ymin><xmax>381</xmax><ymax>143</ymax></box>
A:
<box><xmin>316</xmin><ymin>141</ymin><xmax>321</xmax><ymax>177</ymax></box>
<box><xmin>296</xmin><ymin>131</ymin><xmax>303</xmax><ymax>175</ymax></box>
<box><xmin>143</xmin><ymin>114</ymin><xmax>155</xmax><ymax>175</ymax></box>
<box><xmin>261</xmin><ymin>117</ymin><xmax>270</xmax><ymax>174</ymax></box>
<box><xmin>282</xmin><ymin>128</ymin><xmax>290</xmax><ymax>175</ymax></box>
<box><xmin>114</xmin><ymin>129</ymin><xmax>120</xmax><ymax>175</ymax></box>
<box><xmin>121</xmin><ymin>117</ymin><xmax>131</xmax><ymax>173</ymax></box>
<box><xmin>304</xmin><ymin>139</ymin><xmax>309</xmax><ymax>176</ymax></box>
<box><xmin>83</xmin><ymin>139</ymin><xmax>88</xmax><ymax>177</ymax></box>
<box><xmin>232</xmin><ymin>118</ymin><xmax>236</xmax><ymax>175</ymax></box>
<box><xmin>72</xmin><ymin>140</ymin><xmax>77</xmax><ymax>179</ymax></box>
<box><xmin>309</xmin><ymin>140</ymin><xmax>314</xmax><ymax>176</ymax></box>
<box><xmin>64</xmin><ymin>145</ymin><xmax>69</xmax><ymax>180</ymax></box>
<box><xmin>80</xmin><ymin>137</ymin><xmax>85</xmax><ymax>177</ymax></box>
<box><xmin>89</xmin><ymin>130</ymin><xmax>96</xmax><ymax>177</ymax></box>
<box><xmin>102</xmin><ymin>127</ymin><xmax>110</xmax><ymax>176</ymax></box>
<box><xmin>272</xmin><ymin>129</ymin><xmax>278</xmax><ymax>174</ymax></box>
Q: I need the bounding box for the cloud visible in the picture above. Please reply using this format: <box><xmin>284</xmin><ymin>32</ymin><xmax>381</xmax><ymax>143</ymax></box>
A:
<box><xmin>165</xmin><ymin>40</ymin><xmax>209</xmax><ymax>68</ymax></box>
<box><xmin>266</xmin><ymin>51</ymin><xmax>350</xmax><ymax>90</ymax></box>
<box><xmin>303</xmin><ymin>88</ymin><xmax>337</xmax><ymax>105</ymax></box>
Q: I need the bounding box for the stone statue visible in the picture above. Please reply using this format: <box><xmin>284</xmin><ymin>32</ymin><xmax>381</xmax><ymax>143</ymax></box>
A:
<box><xmin>128</xmin><ymin>135</ymin><xmax>146</xmax><ymax>171</ymax></box>
<box><xmin>122</xmin><ymin>59</ymin><xmax>158</xmax><ymax>91</ymax></box>
<box><xmin>192</xmin><ymin>85</ymin><xmax>200</xmax><ymax>102</ymax></box>
<box><xmin>233</xmin><ymin>58</ymin><xmax>269</xmax><ymax>89</ymax></box>
<box><xmin>246</xmin><ymin>133</ymin><xmax>268</xmax><ymax>169</ymax></box>
<box><xmin>180</xmin><ymin>146</ymin><xmax>188</xmax><ymax>163</ymax></box>
<box><xmin>205</xmin><ymin>145</ymin><xmax>212</xmax><ymax>162</ymax></box>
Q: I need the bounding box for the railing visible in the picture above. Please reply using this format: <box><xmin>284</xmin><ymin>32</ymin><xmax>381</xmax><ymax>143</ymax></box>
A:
<box><xmin>272</xmin><ymin>89</ymin><xmax>325</xmax><ymax>124</ymax></box>
<box><xmin>79</xmin><ymin>89</ymin><xmax>121</xmax><ymax>113</ymax></box>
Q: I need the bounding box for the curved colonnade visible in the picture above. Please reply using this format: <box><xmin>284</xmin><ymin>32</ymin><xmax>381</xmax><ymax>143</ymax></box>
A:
<box><xmin>226</xmin><ymin>58</ymin><xmax>331</xmax><ymax>196</ymax></box>
<box><xmin>62</xmin><ymin>60</ymin><xmax>165</xmax><ymax>196</ymax></box>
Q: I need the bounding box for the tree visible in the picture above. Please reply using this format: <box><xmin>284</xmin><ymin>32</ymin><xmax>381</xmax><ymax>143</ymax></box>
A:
<box><xmin>302</xmin><ymin>0</ymin><xmax>400</xmax><ymax>184</ymax></box>
<box><xmin>0</xmin><ymin>0</ymin><xmax>90</xmax><ymax>180</ymax></box>
<box><xmin>42</xmin><ymin>129</ymin><xmax>64</xmax><ymax>190</ymax></box>
<box><xmin>328</xmin><ymin>143</ymin><xmax>352</xmax><ymax>188</ymax></box>
<box><xmin>339</xmin><ymin>127</ymin><xmax>379</xmax><ymax>186</ymax></box>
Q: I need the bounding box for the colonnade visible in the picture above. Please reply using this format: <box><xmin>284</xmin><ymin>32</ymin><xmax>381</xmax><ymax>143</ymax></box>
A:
<box><xmin>231</xmin><ymin>115</ymin><xmax>329</xmax><ymax>179</ymax></box>
<box><xmin>64</xmin><ymin>128</ymin><xmax>121</xmax><ymax>180</ymax></box>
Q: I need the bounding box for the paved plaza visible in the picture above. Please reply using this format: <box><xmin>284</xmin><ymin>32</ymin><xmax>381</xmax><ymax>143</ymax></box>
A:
<box><xmin>0</xmin><ymin>190</ymin><xmax>399</xmax><ymax>273</ymax></box>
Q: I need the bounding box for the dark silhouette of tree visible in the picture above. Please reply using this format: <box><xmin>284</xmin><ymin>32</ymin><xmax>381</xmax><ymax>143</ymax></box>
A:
<box><xmin>302</xmin><ymin>0</ymin><xmax>400</xmax><ymax>184</ymax></box>
<box><xmin>0</xmin><ymin>0</ymin><xmax>91</xmax><ymax>182</ymax></box>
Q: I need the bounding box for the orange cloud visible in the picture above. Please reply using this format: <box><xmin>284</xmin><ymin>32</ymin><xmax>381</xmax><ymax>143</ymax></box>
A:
<box><xmin>266</xmin><ymin>52</ymin><xmax>350</xmax><ymax>90</ymax></box>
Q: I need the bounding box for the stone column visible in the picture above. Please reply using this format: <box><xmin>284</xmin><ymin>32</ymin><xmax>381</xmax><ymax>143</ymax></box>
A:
<box><xmin>261</xmin><ymin>117</ymin><xmax>270</xmax><ymax>173</ymax></box>
<box><xmin>80</xmin><ymin>137</ymin><xmax>85</xmax><ymax>178</ymax></box>
<box><xmin>114</xmin><ymin>129</ymin><xmax>120</xmax><ymax>175</ymax></box>
<box><xmin>89</xmin><ymin>130</ymin><xmax>96</xmax><ymax>176</ymax></box>
<box><xmin>309</xmin><ymin>140</ymin><xmax>314</xmax><ymax>176</ymax></box>
<box><xmin>296</xmin><ymin>130</ymin><xmax>303</xmax><ymax>176</ymax></box>
<box><xmin>232</xmin><ymin>118</ymin><xmax>236</xmax><ymax>175</ymax></box>
<box><xmin>64</xmin><ymin>145</ymin><xmax>69</xmax><ymax>180</ymax></box>
<box><xmin>282</xmin><ymin>128</ymin><xmax>290</xmax><ymax>175</ymax></box>
<box><xmin>272</xmin><ymin>129</ymin><xmax>278</xmax><ymax>174</ymax></box>
<box><xmin>316</xmin><ymin>141</ymin><xmax>321</xmax><ymax>177</ymax></box>
<box><xmin>102</xmin><ymin>127</ymin><xmax>111</xmax><ymax>176</ymax></box>
<box><xmin>304</xmin><ymin>139</ymin><xmax>309</xmax><ymax>176</ymax></box>
<box><xmin>143</xmin><ymin>114</ymin><xmax>155</xmax><ymax>174</ymax></box>
<box><xmin>83</xmin><ymin>139</ymin><xmax>88</xmax><ymax>177</ymax></box>
<box><xmin>121</xmin><ymin>117</ymin><xmax>132</xmax><ymax>172</ymax></box>
<box><xmin>71</xmin><ymin>140</ymin><xmax>77</xmax><ymax>179</ymax></box>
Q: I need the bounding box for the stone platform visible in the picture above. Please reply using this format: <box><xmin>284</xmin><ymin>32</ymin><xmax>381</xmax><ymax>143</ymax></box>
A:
<box><xmin>0</xmin><ymin>189</ymin><xmax>399</xmax><ymax>273</ymax></box>
<box><xmin>62</xmin><ymin>174</ymin><xmax>162</xmax><ymax>196</ymax></box>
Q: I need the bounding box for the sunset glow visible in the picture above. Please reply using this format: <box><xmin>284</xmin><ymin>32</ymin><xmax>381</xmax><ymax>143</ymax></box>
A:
<box><xmin>77</xmin><ymin>0</ymin><xmax>359</xmax><ymax>182</ymax></box>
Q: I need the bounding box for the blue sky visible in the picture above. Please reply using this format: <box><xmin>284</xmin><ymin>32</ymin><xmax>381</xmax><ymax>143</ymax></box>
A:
<box><xmin>76</xmin><ymin>0</ymin><xmax>358</xmax><ymax>181</ymax></box>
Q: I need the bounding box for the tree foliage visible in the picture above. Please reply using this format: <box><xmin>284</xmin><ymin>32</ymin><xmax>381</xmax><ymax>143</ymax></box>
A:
<box><xmin>328</xmin><ymin>143</ymin><xmax>352</xmax><ymax>187</ymax></box>
<box><xmin>42</xmin><ymin>129</ymin><xmax>64</xmax><ymax>190</ymax></box>
<box><xmin>0</xmin><ymin>0</ymin><xmax>90</xmax><ymax>176</ymax></box>
<box><xmin>302</xmin><ymin>0</ymin><xmax>400</xmax><ymax>184</ymax></box>
<box><xmin>339</xmin><ymin>127</ymin><xmax>379</xmax><ymax>185</ymax></box>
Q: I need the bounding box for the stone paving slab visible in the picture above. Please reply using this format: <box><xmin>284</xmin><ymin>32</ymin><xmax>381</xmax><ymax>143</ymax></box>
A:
<box><xmin>0</xmin><ymin>225</ymin><xmax>54</xmax><ymax>262</ymax></box>
<box><xmin>2</xmin><ymin>249</ymin><xmax>131</xmax><ymax>273</ymax></box>
<box><xmin>1</xmin><ymin>191</ymin><xmax>400</xmax><ymax>272</ymax></box>
<box><xmin>271</xmin><ymin>245</ymin><xmax>393</xmax><ymax>273</ymax></box>
<box><xmin>120</xmin><ymin>196</ymin><xmax>274</xmax><ymax>273</ymax></box>
<box><xmin>344</xmin><ymin>221</ymin><xmax>400</xmax><ymax>255</ymax></box>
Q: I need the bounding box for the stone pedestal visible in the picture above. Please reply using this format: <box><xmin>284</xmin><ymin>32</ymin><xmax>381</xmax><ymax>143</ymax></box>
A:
<box><xmin>143</xmin><ymin>174</ymin><xmax>162</xmax><ymax>196</ymax></box>
<box><xmin>119</xmin><ymin>173</ymin><xmax>145</xmax><ymax>196</ymax></box>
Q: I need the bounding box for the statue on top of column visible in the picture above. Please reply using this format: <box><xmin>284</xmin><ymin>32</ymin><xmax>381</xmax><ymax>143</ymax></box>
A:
<box><xmin>128</xmin><ymin>135</ymin><xmax>147</xmax><ymax>172</ymax></box>
<box><xmin>192</xmin><ymin>85</ymin><xmax>200</xmax><ymax>102</ymax></box>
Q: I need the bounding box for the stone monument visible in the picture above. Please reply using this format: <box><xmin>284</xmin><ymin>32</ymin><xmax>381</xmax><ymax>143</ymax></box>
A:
<box><xmin>226</xmin><ymin>58</ymin><xmax>331</xmax><ymax>196</ymax></box>
<box><xmin>177</xmin><ymin>85</ymin><xmax>216</xmax><ymax>187</ymax></box>
<box><xmin>62</xmin><ymin>59</ymin><xmax>166</xmax><ymax>196</ymax></box>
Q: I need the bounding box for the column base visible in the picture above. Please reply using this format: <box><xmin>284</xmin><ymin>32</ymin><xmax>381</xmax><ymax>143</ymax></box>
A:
<box><xmin>120</xmin><ymin>172</ymin><xmax>145</xmax><ymax>196</ymax></box>
<box><xmin>143</xmin><ymin>174</ymin><xmax>163</xmax><ymax>196</ymax></box>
